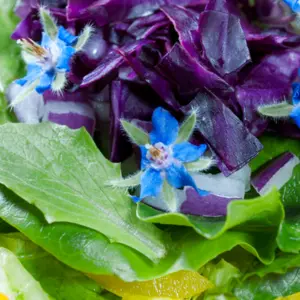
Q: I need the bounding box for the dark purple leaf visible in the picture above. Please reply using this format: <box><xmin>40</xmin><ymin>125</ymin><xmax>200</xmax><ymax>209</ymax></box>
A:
<box><xmin>161</xmin><ymin>5</ymin><xmax>200</xmax><ymax>58</ymax></box>
<box><xmin>188</xmin><ymin>91</ymin><xmax>263</xmax><ymax>175</ymax></box>
<box><xmin>156</xmin><ymin>43</ymin><xmax>231</xmax><ymax>98</ymax></box>
<box><xmin>117</xmin><ymin>49</ymin><xmax>180</xmax><ymax>110</ymax></box>
<box><xmin>236</xmin><ymin>51</ymin><xmax>300</xmax><ymax>136</ymax></box>
<box><xmin>81</xmin><ymin>40</ymin><xmax>152</xmax><ymax>88</ymax></box>
<box><xmin>199</xmin><ymin>10</ymin><xmax>251</xmax><ymax>76</ymax></box>
<box><xmin>127</xmin><ymin>12</ymin><xmax>169</xmax><ymax>38</ymax></box>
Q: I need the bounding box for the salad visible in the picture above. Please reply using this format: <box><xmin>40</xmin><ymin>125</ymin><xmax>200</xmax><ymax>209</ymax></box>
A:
<box><xmin>0</xmin><ymin>0</ymin><xmax>299</xmax><ymax>299</ymax></box>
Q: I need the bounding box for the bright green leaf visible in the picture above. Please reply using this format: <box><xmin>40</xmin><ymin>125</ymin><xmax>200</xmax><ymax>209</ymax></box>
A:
<box><xmin>244</xmin><ymin>252</ymin><xmax>300</xmax><ymax>280</ymax></box>
<box><xmin>0</xmin><ymin>232</ymin><xmax>107</xmax><ymax>300</ymax></box>
<box><xmin>137</xmin><ymin>189</ymin><xmax>284</xmax><ymax>240</ymax></box>
<box><xmin>0</xmin><ymin>123</ymin><xmax>167</xmax><ymax>262</ymax></box>
<box><xmin>234</xmin><ymin>267</ymin><xmax>300</xmax><ymax>300</ymax></box>
<box><xmin>0</xmin><ymin>185</ymin><xmax>277</xmax><ymax>281</ymax></box>
<box><xmin>250</xmin><ymin>135</ymin><xmax>300</xmax><ymax>253</ymax></box>
<box><xmin>200</xmin><ymin>259</ymin><xmax>241</xmax><ymax>300</ymax></box>
<box><xmin>176</xmin><ymin>111</ymin><xmax>197</xmax><ymax>144</ymax></box>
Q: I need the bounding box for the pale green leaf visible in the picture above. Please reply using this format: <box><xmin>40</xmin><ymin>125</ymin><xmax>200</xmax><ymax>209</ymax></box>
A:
<box><xmin>176</xmin><ymin>111</ymin><xmax>197</xmax><ymax>144</ymax></box>
<box><xmin>75</xmin><ymin>25</ymin><xmax>94</xmax><ymax>51</ymax></box>
<box><xmin>0</xmin><ymin>123</ymin><xmax>168</xmax><ymax>262</ymax></box>
<box><xmin>39</xmin><ymin>7</ymin><xmax>58</xmax><ymax>40</ymax></box>
<box><xmin>121</xmin><ymin>119</ymin><xmax>149</xmax><ymax>145</ymax></box>
<box><xmin>185</xmin><ymin>157</ymin><xmax>214</xmax><ymax>172</ymax></box>
<box><xmin>258</xmin><ymin>102</ymin><xmax>294</xmax><ymax>118</ymax></box>
<box><xmin>106</xmin><ymin>171</ymin><xmax>142</xmax><ymax>188</ymax></box>
<box><xmin>9</xmin><ymin>79</ymin><xmax>39</xmax><ymax>107</ymax></box>
<box><xmin>0</xmin><ymin>233</ymin><xmax>106</xmax><ymax>300</ymax></box>
<box><xmin>51</xmin><ymin>72</ymin><xmax>67</xmax><ymax>92</ymax></box>
<box><xmin>0</xmin><ymin>247</ymin><xmax>52</xmax><ymax>299</ymax></box>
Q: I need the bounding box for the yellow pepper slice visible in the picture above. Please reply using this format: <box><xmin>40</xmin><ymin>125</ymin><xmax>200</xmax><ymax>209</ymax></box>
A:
<box><xmin>0</xmin><ymin>294</ymin><xmax>8</xmax><ymax>300</ymax></box>
<box><xmin>122</xmin><ymin>297</ymin><xmax>180</xmax><ymax>300</ymax></box>
<box><xmin>276</xmin><ymin>292</ymin><xmax>300</xmax><ymax>300</ymax></box>
<box><xmin>90</xmin><ymin>270</ymin><xmax>212</xmax><ymax>298</ymax></box>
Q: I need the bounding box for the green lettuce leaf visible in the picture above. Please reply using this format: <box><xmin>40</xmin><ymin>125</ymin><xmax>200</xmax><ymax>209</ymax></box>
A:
<box><xmin>277</xmin><ymin>164</ymin><xmax>300</xmax><ymax>253</ymax></box>
<box><xmin>137</xmin><ymin>190</ymin><xmax>284</xmax><ymax>239</ymax></box>
<box><xmin>0</xmin><ymin>122</ymin><xmax>168</xmax><ymax>262</ymax></box>
<box><xmin>234</xmin><ymin>267</ymin><xmax>300</xmax><ymax>300</ymax></box>
<box><xmin>0</xmin><ymin>184</ymin><xmax>278</xmax><ymax>281</ymax></box>
<box><xmin>249</xmin><ymin>134</ymin><xmax>300</xmax><ymax>253</ymax></box>
<box><xmin>0</xmin><ymin>232</ymin><xmax>109</xmax><ymax>300</ymax></box>
<box><xmin>0</xmin><ymin>0</ymin><xmax>24</xmax><ymax>90</ymax></box>
<box><xmin>243</xmin><ymin>251</ymin><xmax>300</xmax><ymax>280</ymax></box>
<box><xmin>0</xmin><ymin>246</ymin><xmax>52</xmax><ymax>299</ymax></box>
<box><xmin>199</xmin><ymin>259</ymin><xmax>241</xmax><ymax>300</ymax></box>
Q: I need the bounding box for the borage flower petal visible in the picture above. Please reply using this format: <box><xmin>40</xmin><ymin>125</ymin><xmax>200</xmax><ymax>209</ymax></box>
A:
<box><xmin>173</xmin><ymin>143</ymin><xmax>207</xmax><ymax>163</ymax></box>
<box><xmin>150</xmin><ymin>107</ymin><xmax>179</xmax><ymax>145</ymax></box>
<box><xmin>132</xmin><ymin>168</ymin><xmax>163</xmax><ymax>203</ymax></box>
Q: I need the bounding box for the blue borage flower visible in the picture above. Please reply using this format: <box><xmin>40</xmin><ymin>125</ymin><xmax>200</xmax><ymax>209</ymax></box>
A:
<box><xmin>108</xmin><ymin>107</ymin><xmax>214</xmax><ymax>206</ymax></box>
<box><xmin>283</xmin><ymin>0</ymin><xmax>300</xmax><ymax>13</ymax></box>
<box><xmin>16</xmin><ymin>27</ymin><xmax>77</xmax><ymax>94</ymax></box>
<box><xmin>291</xmin><ymin>82</ymin><xmax>300</xmax><ymax>127</ymax></box>
<box><xmin>258</xmin><ymin>79</ymin><xmax>300</xmax><ymax>129</ymax></box>
<box><xmin>11</xmin><ymin>7</ymin><xmax>93</xmax><ymax>107</ymax></box>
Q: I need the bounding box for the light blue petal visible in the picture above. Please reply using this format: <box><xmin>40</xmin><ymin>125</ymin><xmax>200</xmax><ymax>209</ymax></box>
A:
<box><xmin>58</xmin><ymin>26</ymin><xmax>78</xmax><ymax>46</ymax></box>
<box><xmin>15</xmin><ymin>64</ymin><xmax>42</xmax><ymax>86</ymax></box>
<box><xmin>133</xmin><ymin>168</ymin><xmax>163</xmax><ymax>203</ymax></box>
<box><xmin>35</xmin><ymin>70</ymin><xmax>55</xmax><ymax>94</ymax></box>
<box><xmin>290</xmin><ymin>105</ymin><xmax>300</xmax><ymax>128</ymax></box>
<box><xmin>41</xmin><ymin>32</ymin><xmax>51</xmax><ymax>48</ymax></box>
<box><xmin>166</xmin><ymin>163</ymin><xmax>198</xmax><ymax>191</ymax></box>
<box><xmin>140</xmin><ymin>146</ymin><xmax>150</xmax><ymax>170</ymax></box>
<box><xmin>284</xmin><ymin>0</ymin><xmax>300</xmax><ymax>12</ymax></box>
<box><xmin>150</xmin><ymin>107</ymin><xmax>179</xmax><ymax>145</ymax></box>
<box><xmin>173</xmin><ymin>142</ymin><xmax>207</xmax><ymax>163</ymax></box>
<box><xmin>56</xmin><ymin>46</ymin><xmax>76</xmax><ymax>71</ymax></box>
<box><xmin>292</xmin><ymin>82</ymin><xmax>300</xmax><ymax>106</ymax></box>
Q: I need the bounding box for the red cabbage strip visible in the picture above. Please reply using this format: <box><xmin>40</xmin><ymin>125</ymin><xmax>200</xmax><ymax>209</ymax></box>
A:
<box><xmin>127</xmin><ymin>12</ymin><xmax>169</xmax><ymax>38</ymax></box>
<box><xmin>198</xmin><ymin>10</ymin><xmax>251</xmax><ymax>76</ymax></box>
<box><xmin>252</xmin><ymin>152</ymin><xmax>300</xmax><ymax>195</ymax></box>
<box><xmin>236</xmin><ymin>51</ymin><xmax>300</xmax><ymax>136</ymax></box>
<box><xmin>156</xmin><ymin>43</ymin><xmax>231</xmax><ymax>97</ymax></box>
<box><xmin>161</xmin><ymin>5</ymin><xmax>201</xmax><ymax>59</ymax></box>
<box><xmin>188</xmin><ymin>91</ymin><xmax>263</xmax><ymax>175</ymax></box>
<box><xmin>180</xmin><ymin>190</ymin><xmax>237</xmax><ymax>217</ymax></box>
<box><xmin>81</xmin><ymin>40</ymin><xmax>152</xmax><ymax>87</ymax></box>
<box><xmin>67</xmin><ymin>0</ymin><xmax>167</xmax><ymax>26</ymax></box>
<box><xmin>67</xmin><ymin>0</ymin><xmax>206</xmax><ymax>25</ymax></box>
<box><xmin>43</xmin><ymin>91</ymin><xmax>96</xmax><ymax>135</ymax></box>
<box><xmin>117</xmin><ymin>49</ymin><xmax>180</xmax><ymax>110</ymax></box>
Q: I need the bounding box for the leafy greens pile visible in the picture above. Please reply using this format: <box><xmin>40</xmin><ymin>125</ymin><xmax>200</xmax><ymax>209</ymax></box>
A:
<box><xmin>0</xmin><ymin>0</ymin><xmax>300</xmax><ymax>299</ymax></box>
